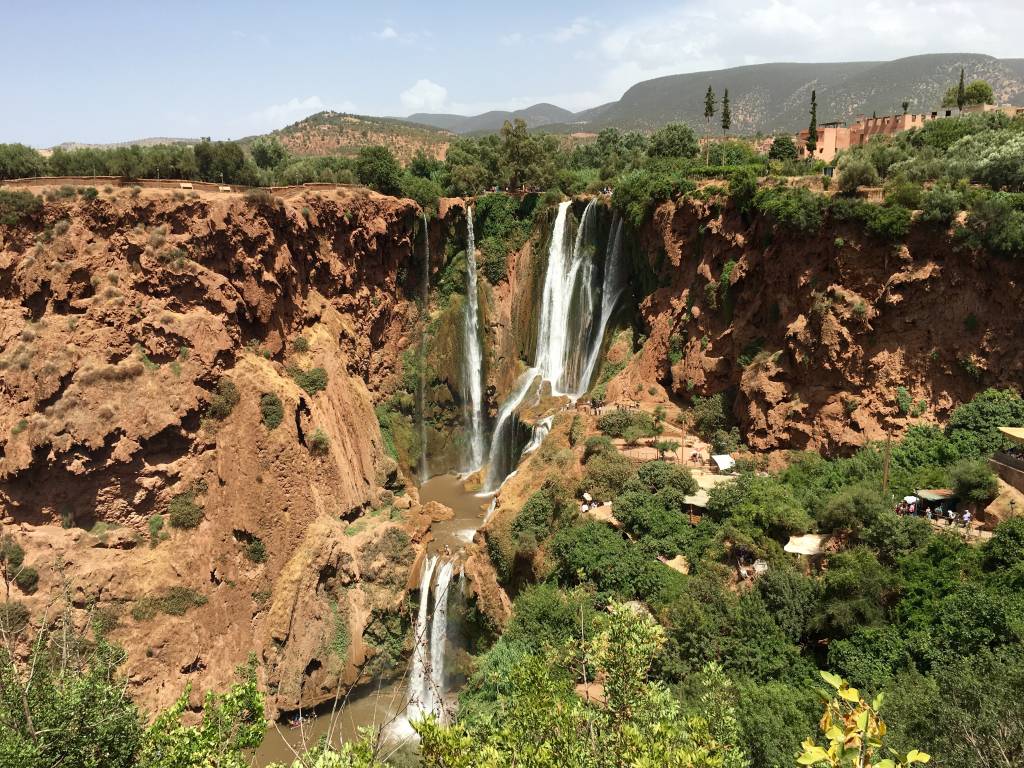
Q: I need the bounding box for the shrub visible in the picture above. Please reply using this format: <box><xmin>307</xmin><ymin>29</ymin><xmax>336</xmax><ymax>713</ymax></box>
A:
<box><xmin>0</xmin><ymin>189</ymin><xmax>43</xmax><ymax>226</ymax></box>
<box><xmin>260</xmin><ymin>393</ymin><xmax>284</xmax><ymax>429</ymax></box>
<box><xmin>896</xmin><ymin>386</ymin><xmax>913</xmax><ymax>415</ymax></box>
<box><xmin>691</xmin><ymin>393</ymin><xmax>730</xmax><ymax>440</ymax></box>
<box><xmin>243</xmin><ymin>188</ymin><xmax>275</xmax><ymax>207</ymax></box>
<box><xmin>753</xmin><ymin>186</ymin><xmax>826</xmax><ymax>233</ymax></box>
<box><xmin>883</xmin><ymin>177</ymin><xmax>923</xmax><ymax>209</ymax></box>
<box><xmin>625</xmin><ymin>460</ymin><xmax>697</xmax><ymax>495</ymax></box>
<box><xmin>148</xmin><ymin>514</ymin><xmax>167</xmax><ymax>546</ymax></box>
<box><xmin>583</xmin><ymin>435</ymin><xmax>616</xmax><ymax>462</ymax></box>
<box><xmin>131</xmin><ymin>586</ymin><xmax>207</xmax><ymax>621</ymax></box>
<box><xmin>480</xmin><ymin>240</ymin><xmax>508</xmax><ymax>283</ymax></box>
<box><xmin>292</xmin><ymin>336</ymin><xmax>310</xmax><ymax>352</ymax></box>
<box><xmin>14</xmin><ymin>566</ymin><xmax>39</xmax><ymax>593</ymax></box>
<box><xmin>568</xmin><ymin>414</ymin><xmax>585</xmax><ymax>447</ymax></box>
<box><xmin>207</xmin><ymin>378</ymin><xmax>240</xmax><ymax>420</ymax></box>
<box><xmin>243</xmin><ymin>537</ymin><xmax>267</xmax><ymax>564</ymax></box>
<box><xmin>289</xmin><ymin>366</ymin><xmax>328</xmax><ymax>396</ymax></box>
<box><xmin>964</xmin><ymin>191</ymin><xmax>1024</xmax><ymax>258</ymax></box>
<box><xmin>919</xmin><ymin>182</ymin><xmax>964</xmax><ymax>225</ymax></box>
<box><xmin>309</xmin><ymin>428</ymin><xmax>330</xmax><ymax>455</ymax></box>
<box><xmin>596</xmin><ymin>410</ymin><xmax>656</xmax><ymax>438</ymax></box>
<box><xmin>581</xmin><ymin>452</ymin><xmax>636</xmax><ymax>502</ymax></box>
<box><xmin>837</xmin><ymin>156</ymin><xmax>880</xmax><ymax>195</ymax></box>
<box><xmin>355</xmin><ymin>145</ymin><xmax>402</xmax><ymax>195</ymax></box>
<box><xmin>728</xmin><ymin>168</ymin><xmax>758</xmax><ymax>212</ymax></box>
<box><xmin>0</xmin><ymin>602</ymin><xmax>29</xmax><ymax>634</ymax></box>
<box><xmin>950</xmin><ymin>458</ymin><xmax>999</xmax><ymax>506</ymax></box>
<box><xmin>168</xmin><ymin>483</ymin><xmax>205</xmax><ymax>529</ymax></box>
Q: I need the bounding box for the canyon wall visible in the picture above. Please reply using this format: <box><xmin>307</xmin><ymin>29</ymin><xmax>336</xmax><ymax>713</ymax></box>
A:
<box><xmin>0</xmin><ymin>185</ymin><xmax>439</xmax><ymax>717</ymax></box>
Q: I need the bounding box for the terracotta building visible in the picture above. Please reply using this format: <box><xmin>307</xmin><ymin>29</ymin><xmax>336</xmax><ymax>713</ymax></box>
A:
<box><xmin>795</xmin><ymin>103</ymin><xmax>1024</xmax><ymax>163</ymax></box>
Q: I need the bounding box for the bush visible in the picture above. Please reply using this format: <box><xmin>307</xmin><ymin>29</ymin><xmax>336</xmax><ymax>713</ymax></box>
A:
<box><xmin>964</xmin><ymin>191</ymin><xmax>1024</xmax><ymax>258</ymax></box>
<box><xmin>207</xmin><ymin>378</ymin><xmax>240</xmax><ymax>420</ymax></box>
<box><xmin>625</xmin><ymin>461</ymin><xmax>697</xmax><ymax>495</ymax></box>
<box><xmin>691</xmin><ymin>393</ymin><xmax>730</xmax><ymax>440</ymax></box>
<box><xmin>480</xmin><ymin>238</ymin><xmax>508</xmax><ymax>283</ymax></box>
<box><xmin>946</xmin><ymin>388</ymin><xmax>1024</xmax><ymax>458</ymax></box>
<box><xmin>14</xmin><ymin>566</ymin><xmax>39</xmax><ymax>593</ymax></box>
<box><xmin>260</xmin><ymin>393</ymin><xmax>284</xmax><ymax>430</ymax></box>
<box><xmin>612</xmin><ymin>167</ymin><xmax>696</xmax><ymax>228</ymax></box>
<box><xmin>919</xmin><ymin>182</ymin><xmax>964</xmax><ymax>225</ymax></box>
<box><xmin>568</xmin><ymin>415</ymin><xmax>585</xmax><ymax>447</ymax></box>
<box><xmin>243</xmin><ymin>537</ymin><xmax>267</xmax><ymax>564</ymax></box>
<box><xmin>309</xmin><ymin>428</ymin><xmax>330</xmax><ymax>455</ymax></box>
<box><xmin>596</xmin><ymin>410</ymin><xmax>656</xmax><ymax>438</ymax></box>
<box><xmin>837</xmin><ymin>156</ymin><xmax>880</xmax><ymax>195</ymax></box>
<box><xmin>168</xmin><ymin>484</ymin><xmax>205</xmax><ymax>529</ymax></box>
<box><xmin>399</xmin><ymin>172</ymin><xmax>444</xmax><ymax>211</ymax></box>
<box><xmin>582</xmin><ymin>434</ymin><xmax>616</xmax><ymax>462</ymax></box>
<box><xmin>0</xmin><ymin>602</ymin><xmax>29</xmax><ymax>634</ymax></box>
<box><xmin>728</xmin><ymin>168</ymin><xmax>758</xmax><ymax>212</ymax></box>
<box><xmin>884</xmin><ymin>177</ymin><xmax>923</xmax><ymax>209</ymax></box>
<box><xmin>292</xmin><ymin>336</ymin><xmax>310</xmax><ymax>352</ymax></box>
<box><xmin>289</xmin><ymin>366</ymin><xmax>328</xmax><ymax>396</ymax></box>
<box><xmin>950</xmin><ymin>458</ymin><xmax>999</xmax><ymax>505</ymax></box>
<box><xmin>243</xmin><ymin>188</ymin><xmax>275</xmax><ymax>207</ymax></box>
<box><xmin>0</xmin><ymin>189</ymin><xmax>43</xmax><ymax>226</ymax></box>
<box><xmin>753</xmin><ymin>186</ymin><xmax>827</xmax><ymax>232</ymax></box>
<box><xmin>581</xmin><ymin>451</ymin><xmax>636</xmax><ymax>502</ymax></box>
<box><xmin>131</xmin><ymin>586</ymin><xmax>207</xmax><ymax>621</ymax></box>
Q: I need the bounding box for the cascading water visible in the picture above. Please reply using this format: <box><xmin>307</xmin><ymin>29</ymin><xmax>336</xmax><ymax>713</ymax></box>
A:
<box><xmin>522</xmin><ymin>416</ymin><xmax>553</xmax><ymax>455</ymax></box>
<box><xmin>482</xmin><ymin>198</ymin><xmax>627</xmax><ymax>492</ymax></box>
<box><xmin>407</xmin><ymin>555</ymin><xmax>438</xmax><ymax>724</ymax></box>
<box><xmin>461</xmin><ymin>207</ymin><xmax>486</xmax><ymax>472</ymax></box>
<box><xmin>579</xmin><ymin>212</ymin><xmax>626</xmax><ymax>390</ymax></box>
<box><xmin>419</xmin><ymin>213</ymin><xmax>431</xmax><ymax>483</ymax></box>
<box><xmin>426</xmin><ymin>559</ymin><xmax>454</xmax><ymax>719</ymax></box>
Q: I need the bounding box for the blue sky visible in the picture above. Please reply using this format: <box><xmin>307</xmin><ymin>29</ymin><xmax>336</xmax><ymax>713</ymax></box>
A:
<box><xmin>3</xmin><ymin>0</ymin><xmax>1021</xmax><ymax>146</ymax></box>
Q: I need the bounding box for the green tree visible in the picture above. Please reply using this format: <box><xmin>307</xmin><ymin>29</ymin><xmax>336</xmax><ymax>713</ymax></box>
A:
<box><xmin>249</xmin><ymin>136</ymin><xmax>287</xmax><ymax>170</ymax></box>
<box><xmin>767</xmin><ymin>135</ymin><xmax>798</xmax><ymax>162</ymax></box>
<box><xmin>942</xmin><ymin>75</ymin><xmax>993</xmax><ymax>110</ymax></box>
<box><xmin>355</xmin><ymin>145</ymin><xmax>402</xmax><ymax>195</ymax></box>
<box><xmin>0</xmin><ymin>143</ymin><xmax>47</xmax><ymax>180</ymax></box>
<box><xmin>721</xmin><ymin>88</ymin><xmax>731</xmax><ymax>135</ymax></box>
<box><xmin>0</xmin><ymin>606</ymin><xmax>144</xmax><ymax>768</ymax></box>
<box><xmin>945</xmin><ymin>388</ymin><xmax>1024</xmax><ymax>457</ymax></box>
<box><xmin>647</xmin><ymin>123</ymin><xmax>700</xmax><ymax>160</ymax></box>
<box><xmin>806</xmin><ymin>90</ymin><xmax>818</xmax><ymax>155</ymax></box>
<box><xmin>138</xmin><ymin>658</ymin><xmax>264</xmax><ymax>768</ymax></box>
<box><xmin>949</xmin><ymin>458</ymin><xmax>998</xmax><ymax>508</ymax></box>
<box><xmin>704</xmin><ymin>86</ymin><xmax>716</xmax><ymax>164</ymax></box>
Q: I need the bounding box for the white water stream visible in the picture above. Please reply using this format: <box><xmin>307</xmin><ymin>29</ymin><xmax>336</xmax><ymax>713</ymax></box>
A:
<box><xmin>461</xmin><ymin>207</ymin><xmax>486</xmax><ymax>471</ymax></box>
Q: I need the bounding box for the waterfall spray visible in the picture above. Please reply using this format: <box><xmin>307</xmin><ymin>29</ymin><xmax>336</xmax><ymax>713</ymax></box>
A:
<box><xmin>462</xmin><ymin>207</ymin><xmax>486</xmax><ymax>471</ymax></box>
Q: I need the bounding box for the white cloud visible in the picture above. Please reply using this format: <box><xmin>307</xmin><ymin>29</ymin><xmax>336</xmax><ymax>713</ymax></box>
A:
<box><xmin>552</xmin><ymin>17</ymin><xmax>594</xmax><ymax>43</ymax></box>
<box><xmin>248</xmin><ymin>96</ymin><xmax>327</xmax><ymax>128</ymax></box>
<box><xmin>378</xmin><ymin>26</ymin><xmax>398</xmax><ymax>40</ymax></box>
<box><xmin>499</xmin><ymin>32</ymin><xmax>523</xmax><ymax>46</ymax></box>
<box><xmin>400</xmin><ymin>79</ymin><xmax>449</xmax><ymax>112</ymax></box>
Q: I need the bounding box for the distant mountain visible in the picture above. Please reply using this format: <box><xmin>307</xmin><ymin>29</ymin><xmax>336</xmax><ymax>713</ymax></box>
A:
<box><xmin>250</xmin><ymin>111</ymin><xmax>453</xmax><ymax>163</ymax></box>
<box><xmin>408</xmin><ymin>103</ymin><xmax>574</xmax><ymax>135</ymax></box>
<box><xmin>402</xmin><ymin>54</ymin><xmax>1024</xmax><ymax>139</ymax></box>
<box><xmin>552</xmin><ymin>53</ymin><xmax>1024</xmax><ymax>134</ymax></box>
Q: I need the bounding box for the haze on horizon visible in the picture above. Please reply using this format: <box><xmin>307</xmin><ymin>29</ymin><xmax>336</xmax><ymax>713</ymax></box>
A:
<box><xmin>4</xmin><ymin>0</ymin><xmax>1023</xmax><ymax>147</ymax></box>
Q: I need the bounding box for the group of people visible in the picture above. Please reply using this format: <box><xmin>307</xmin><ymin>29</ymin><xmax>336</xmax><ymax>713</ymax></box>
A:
<box><xmin>895</xmin><ymin>499</ymin><xmax>972</xmax><ymax>528</ymax></box>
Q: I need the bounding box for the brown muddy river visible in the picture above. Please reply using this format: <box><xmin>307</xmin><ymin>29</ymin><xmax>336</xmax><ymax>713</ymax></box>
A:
<box><xmin>255</xmin><ymin>474</ymin><xmax>487</xmax><ymax>766</ymax></box>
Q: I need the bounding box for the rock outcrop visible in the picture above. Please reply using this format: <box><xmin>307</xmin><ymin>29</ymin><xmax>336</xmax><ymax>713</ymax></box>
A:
<box><xmin>0</xmin><ymin>184</ymin><xmax>431</xmax><ymax>716</ymax></box>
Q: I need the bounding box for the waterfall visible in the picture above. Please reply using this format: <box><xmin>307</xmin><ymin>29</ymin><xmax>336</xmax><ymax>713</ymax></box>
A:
<box><xmin>579</xmin><ymin>212</ymin><xmax>626</xmax><ymax>390</ymax></box>
<box><xmin>522</xmin><ymin>416</ymin><xmax>553</xmax><ymax>455</ymax></box>
<box><xmin>481</xmin><ymin>198</ymin><xmax>626</xmax><ymax>492</ymax></box>
<box><xmin>425</xmin><ymin>559</ymin><xmax>454</xmax><ymax>720</ymax></box>
<box><xmin>461</xmin><ymin>206</ymin><xmax>486</xmax><ymax>471</ymax></box>
<box><xmin>419</xmin><ymin>213</ymin><xmax>431</xmax><ymax>483</ymax></box>
<box><xmin>407</xmin><ymin>554</ymin><xmax>438</xmax><ymax>724</ymax></box>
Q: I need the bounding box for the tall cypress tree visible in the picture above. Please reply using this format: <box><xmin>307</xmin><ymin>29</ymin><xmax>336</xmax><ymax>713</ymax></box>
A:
<box><xmin>721</xmin><ymin>89</ymin><xmax>731</xmax><ymax>136</ymax></box>
<box><xmin>704</xmin><ymin>86</ymin><xmax>716</xmax><ymax>164</ymax></box>
<box><xmin>806</xmin><ymin>90</ymin><xmax>818</xmax><ymax>155</ymax></box>
<box><xmin>956</xmin><ymin>67</ymin><xmax>966</xmax><ymax>113</ymax></box>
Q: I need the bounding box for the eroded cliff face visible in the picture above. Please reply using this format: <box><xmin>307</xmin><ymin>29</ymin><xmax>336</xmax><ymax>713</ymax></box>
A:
<box><xmin>609</xmin><ymin>195</ymin><xmax>1024</xmax><ymax>454</ymax></box>
<box><xmin>0</xmin><ymin>185</ymin><xmax>440</xmax><ymax>717</ymax></box>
